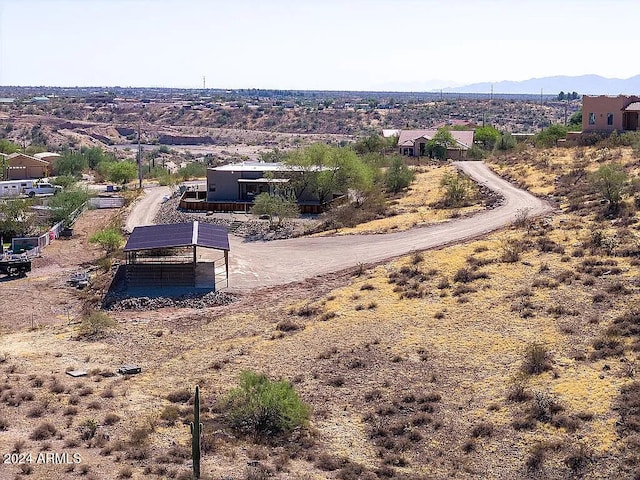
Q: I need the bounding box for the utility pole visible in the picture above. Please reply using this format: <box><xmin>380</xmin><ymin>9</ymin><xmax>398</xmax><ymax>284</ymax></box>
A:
<box><xmin>137</xmin><ymin>121</ymin><xmax>143</xmax><ymax>189</ymax></box>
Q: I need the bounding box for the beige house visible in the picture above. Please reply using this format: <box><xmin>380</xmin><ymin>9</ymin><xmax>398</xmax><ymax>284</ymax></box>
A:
<box><xmin>5</xmin><ymin>153</ymin><xmax>50</xmax><ymax>180</ymax></box>
<box><xmin>397</xmin><ymin>129</ymin><xmax>474</xmax><ymax>160</ymax></box>
<box><xmin>582</xmin><ymin>95</ymin><xmax>640</xmax><ymax>133</ymax></box>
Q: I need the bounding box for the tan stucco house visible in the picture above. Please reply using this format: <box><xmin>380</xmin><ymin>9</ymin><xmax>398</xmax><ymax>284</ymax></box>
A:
<box><xmin>397</xmin><ymin>129</ymin><xmax>474</xmax><ymax>160</ymax></box>
<box><xmin>582</xmin><ymin>95</ymin><xmax>640</xmax><ymax>133</ymax></box>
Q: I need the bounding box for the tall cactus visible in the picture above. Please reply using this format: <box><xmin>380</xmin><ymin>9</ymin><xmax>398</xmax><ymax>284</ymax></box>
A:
<box><xmin>190</xmin><ymin>385</ymin><xmax>203</xmax><ymax>479</ymax></box>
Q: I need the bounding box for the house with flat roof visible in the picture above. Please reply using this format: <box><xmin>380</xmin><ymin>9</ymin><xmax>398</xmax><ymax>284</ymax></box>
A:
<box><xmin>206</xmin><ymin>162</ymin><xmax>320</xmax><ymax>204</ymax></box>
<box><xmin>397</xmin><ymin>129</ymin><xmax>474</xmax><ymax>160</ymax></box>
<box><xmin>582</xmin><ymin>95</ymin><xmax>640</xmax><ymax>133</ymax></box>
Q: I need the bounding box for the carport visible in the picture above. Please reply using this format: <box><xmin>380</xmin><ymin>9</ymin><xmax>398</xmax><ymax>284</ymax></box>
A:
<box><xmin>123</xmin><ymin>221</ymin><xmax>229</xmax><ymax>293</ymax></box>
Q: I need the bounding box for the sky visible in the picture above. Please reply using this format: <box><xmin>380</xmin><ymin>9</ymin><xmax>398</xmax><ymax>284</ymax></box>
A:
<box><xmin>0</xmin><ymin>0</ymin><xmax>638</xmax><ymax>91</ymax></box>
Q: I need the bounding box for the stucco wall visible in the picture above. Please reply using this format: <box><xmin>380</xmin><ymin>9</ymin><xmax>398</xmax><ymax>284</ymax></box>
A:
<box><xmin>582</xmin><ymin>95</ymin><xmax>640</xmax><ymax>132</ymax></box>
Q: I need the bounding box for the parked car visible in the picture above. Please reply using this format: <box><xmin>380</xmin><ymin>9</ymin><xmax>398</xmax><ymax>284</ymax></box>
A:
<box><xmin>24</xmin><ymin>182</ymin><xmax>63</xmax><ymax>197</ymax></box>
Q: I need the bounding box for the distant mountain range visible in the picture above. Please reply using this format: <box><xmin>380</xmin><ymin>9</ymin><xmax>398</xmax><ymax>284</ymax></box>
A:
<box><xmin>442</xmin><ymin>75</ymin><xmax>640</xmax><ymax>96</ymax></box>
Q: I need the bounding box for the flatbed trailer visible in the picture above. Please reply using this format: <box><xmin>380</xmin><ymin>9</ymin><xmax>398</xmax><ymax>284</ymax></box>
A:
<box><xmin>0</xmin><ymin>255</ymin><xmax>31</xmax><ymax>276</ymax></box>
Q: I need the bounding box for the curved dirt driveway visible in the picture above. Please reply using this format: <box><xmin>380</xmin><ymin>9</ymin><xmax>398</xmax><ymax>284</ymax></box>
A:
<box><xmin>124</xmin><ymin>162</ymin><xmax>554</xmax><ymax>291</ymax></box>
<box><xmin>124</xmin><ymin>185</ymin><xmax>171</xmax><ymax>233</ymax></box>
<box><xmin>227</xmin><ymin>162</ymin><xmax>553</xmax><ymax>291</ymax></box>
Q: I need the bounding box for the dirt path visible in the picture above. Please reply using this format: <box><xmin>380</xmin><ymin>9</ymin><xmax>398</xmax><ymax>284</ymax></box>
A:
<box><xmin>125</xmin><ymin>162</ymin><xmax>554</xmax><ymax>292</ymax></box>
<box><xmin>124</xmin><ymin>185</ymin><xmax>171</xmax><ymax>233</ymax></box>
<box><xmin>226</xmin><ymin>162</ymin><xmax>553</xmax><ymax>290</ymax></box>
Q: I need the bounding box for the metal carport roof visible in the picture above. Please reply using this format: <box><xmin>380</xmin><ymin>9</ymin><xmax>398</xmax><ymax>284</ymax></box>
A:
<box><xmin>124</xmin><ymin>221</ymin><xmax>229</xmax><ymax>252</ymax></box>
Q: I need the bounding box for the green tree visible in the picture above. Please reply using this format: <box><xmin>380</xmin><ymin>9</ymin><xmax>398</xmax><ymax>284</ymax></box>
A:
<box><xmin>89</xmin><ymin>227</ymin><xmax>124</xmax><ymax>254</ymax></box>
<box><xmin>0</xmin><ymin>139</ymin><xmax>20</xmax><ymax>154</ymax></box>
<box><xmin>384</xmin><ymin>156</ymin><xmax>414</xmax><ymax>193</ymax></box>
<box><xmin>535</xmin><ymin>124</ymin><xmax>568</xmax><ymax>148</ymax></box>
<box><xmin>494</xmin><ymin>131</ymin><xmax>517</xmax><ymax>155</ymax></box>
<box><xmin>428</xmin><ymin>128</ymin><xmax>457</xmax><ymax>160</ymax></box>
<box><xmin>177</xmin><ymin>162</ymin><xmax>207</xmax><ymax>181</ymax></box>
<box><xmin>589</xmin><ymin>163</ymin><xmax>629</xmax><ymax>214</ymax></box>
<box><xmin>48</xmin><ymin>188</ymin><xmax>90</xmax><ymax>223</ymax></box>
<box><xmin>54</xmin><ymin>152</ymin><xmax>88</xmax><ymax>177</ymax></box>
<box><xmin>353</xmin><ymin>134</ymin><xmax>385</xmax><ymax>155</ymax></box>
<box><xmin>0</xmin><ymin>199</ymin><xmax>32</xmax><ymax>240</ymax></box>
<box><xmin>558</xmin><ymin>91</ymin><xmax>566</xmax><ymax>101</ymax></box>
<box><xmin>224</xmin><ymin>370</ymin><xmax>310</xmax><ymax>436</ymax></box>
<box><xmin>568</xmin><ymin>109</ymin><xmax>582</xmax><ymax>130</ymax></box>
<box><xmin>81</xmin><ymin>147</ymin><xmax>109</xmax><ymax>169</ymax></box>
<box><xmin>107</xmin><ymin>161</ymin><xmax>138</xmax><ymax>187</ymax></box>
<box><xmin>440</xmin><ymin>172</ymin><xmax>475</xmax><ymax>207</ymax></box>
<box><xmin>251</xmin><ymin>192</ymin><xmax>299</xmax><ymax>227</ymax></box>
<box><xmin>285</xmin><ymin>143</ymin><xmax>375</xmax><ymax>204</ymax></box>
<box><xmin>474</xmin><ymin>125</ymin><xmax>500</xmax><ymax>150</ymax></box>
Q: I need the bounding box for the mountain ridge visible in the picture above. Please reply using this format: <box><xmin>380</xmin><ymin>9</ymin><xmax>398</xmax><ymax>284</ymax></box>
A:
<box><xmin>442</xmin><ymin>74</ymin><xmax>640</xmax><ymax>95</ymax></box>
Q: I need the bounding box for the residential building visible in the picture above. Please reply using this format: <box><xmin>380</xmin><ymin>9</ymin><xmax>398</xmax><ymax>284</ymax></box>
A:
<box><xmin>206</xmin><ymin>162</ymin><xmax>320</xmax><ymax>204</ymax></box>
<box><xmin>5</xmin><ymin>153</ymin><xmax>50</xmax><ymax>180</ymax></box>
<box><xmin>582</xmin><ymin>95</ymin><xmax>640</xmax><ymax>133</ymax></box>
<box><xmin>397</xmin><ymin>129</ymin><xmax>474</xmax><ymax>160</ymax></box>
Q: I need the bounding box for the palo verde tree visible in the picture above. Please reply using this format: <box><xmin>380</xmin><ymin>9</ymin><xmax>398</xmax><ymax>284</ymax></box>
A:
<box><xmin>474</xmin><ymin>125</ymin><xmax>500</xmax><ymax>150</ymax></box>
<box><xmin>107</xmin><ymin>161</ymin><xmax>138</xmax><ymax>188</ymax></box>
<box><xmin>494</xmin><ymin>131</ymin><xmax>517</xmax><ymax>156</ymax></box>
<box><xmin>384</xmin><ymin>156</ymin><xmax>414</xmax><ymax>193</ymax></box>
<box><xmin>89</xmin><ymin>227</ymin><xmax>124</xmax><ymax>254</ymax></box>
<box><xmin>251</xmin><ymin>192</ymin><xmax>299</xmax><ymax>227</ymax></box>
<box><xmin>439</xmin><ymin>172</ymin><xmax>475</xmax><ymax>207</ymax></box>
<box><xmin>428</xmin><ymin>128</ymin><xmax>457</xmax><ymax>160</ymax></box>
<box><xmin>589</xmin><ymin>163</ymin><xmax>629</xmax><ymax>215</ymax></box>
<box><xmin>284</xmin><ymin>143</ymin><xmax>375</xmax><ymax>204</ymax></box>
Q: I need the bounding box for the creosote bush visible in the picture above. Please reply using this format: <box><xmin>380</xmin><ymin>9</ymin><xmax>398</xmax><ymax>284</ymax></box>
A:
<box><xmin>224</xmin><ymin>370</ymin><xmax>310</xmax><ymax>436</ymax></box>
<box><xmin>522</xmin><ymin>343</ymin><xmax>552</xmax><ymax>375</ymax></box>
<box><xmin>79</xmin><ymin>311</ymin><xmax>116</xmax><ymax>337</ymax></box>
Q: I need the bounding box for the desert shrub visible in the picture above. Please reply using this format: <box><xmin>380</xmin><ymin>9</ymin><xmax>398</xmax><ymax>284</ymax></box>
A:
<box><xmin>166</xmin><ymin>388</ymin><xmax>192</xmax><ymax>404</ymax></box>
<box><xmin>30</xmin><ymin>422</ymin><xmax>57</xmax><ymax>440</ymax></box>
<box><xmin>224</xmin><ymin>370</ymin><xmax>310</xmax><ymax>436</ymax></box>
<box><xmin>291</xmin><ymin>304</ymin><xmax>320</xmax><ymax>317</ymax></box>
<box><xmin>276</xmin><ymin>319</ymin><xmax>303</xmax><ymax>332</ymax></box>
<box><xmin>530</xmin><ymin>391</ymin><xmax>564</xmax><ymax>423</ymax></box>
<box><xmin>522</xmin><ymin>343</ymin><xmax>551</xmax><ymax>375</ymax></box>
<box><xmin>0</xmin><ymin>418</ymin><xmax>8</xmax><ymax>430</ymax></box>
<box><xmin>471</xmin><ymin>422</ymin><xmax>494</xmax><ymax>438</ymax></box>
<box><xmin>564</xmin><ymin>444</ymin><xmax>592</xmax><ymax>473</ymax></box>
<box><xmin>160</xmin><ymin>405</ymin><xmax>181</xmax><ymax>424</ymax></box>
<box><xmin>104</xmin><ymin>413</ymin><xmax>120</xmax><ymax>425</ymax></box>
<box><xmin>80</xmin><ymin>419</ymin><xmax>98</xmax><ymax>440</ymax></box>
<box><xmin>500</xmin><ymin>238</ymin><xmax>522</xmax><ymax>263</ymax></box>
<box><xmin>117</xmin><ymin>466</ymin><xmax>133</xmax><ymax>479</ymax></box>
<box><xmin>617</xmin><ymin>381</ymin><xmax>640</xmax><ymax>434</ymax></box>
<box><xmin>79</xmin><ymin>311</ymin><xmax>116</xmax><ymax>337</ymax></box>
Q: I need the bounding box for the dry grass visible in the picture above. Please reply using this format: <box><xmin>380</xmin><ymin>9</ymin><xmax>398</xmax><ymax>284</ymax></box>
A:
<box><xmin>1</xmin><ymin>144</ymin><xmax>640</xmax><ymax>478</ymax></box>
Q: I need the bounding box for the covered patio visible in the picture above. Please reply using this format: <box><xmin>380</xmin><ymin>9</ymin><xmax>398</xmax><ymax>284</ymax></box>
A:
<box><xmin>123</xmin><ymin>221</ymin><xmax>229</xmax><ymax>295</ymax></box>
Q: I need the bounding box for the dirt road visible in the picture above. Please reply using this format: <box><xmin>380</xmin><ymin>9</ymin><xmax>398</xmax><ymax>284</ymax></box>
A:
<box><xmin>125</xmin><ymin>162</ymin><xmax>554</xmax><ymax>291</ymax></box>
<box><xmin>226</xmin><ymin>162</ymin><xmax>553</xmax><ymax>290</ymax></box>
<box><xmin>124</xmin><ymin>185</ymin><xmax>171</xmax><ymax>233</ymax></box>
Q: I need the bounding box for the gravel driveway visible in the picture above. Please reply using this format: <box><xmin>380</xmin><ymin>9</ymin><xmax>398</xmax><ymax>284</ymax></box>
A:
<box><xmin>125</xmin><ymin>162</ymin><xmax>554</xmax><ymax>291</ymax></box>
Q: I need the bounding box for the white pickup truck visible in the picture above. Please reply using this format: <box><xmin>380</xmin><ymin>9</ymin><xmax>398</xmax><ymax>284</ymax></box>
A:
<box><xmin>24</xmin><ymin>182</ymin><xmax>62</xmax><ymax>197</ymax></box>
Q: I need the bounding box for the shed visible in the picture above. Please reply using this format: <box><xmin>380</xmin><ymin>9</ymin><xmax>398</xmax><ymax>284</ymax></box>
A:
<box><xmin>123</xmin><ymin>221</ymin><xmax>229</xmax><ymax>294</ymax></box>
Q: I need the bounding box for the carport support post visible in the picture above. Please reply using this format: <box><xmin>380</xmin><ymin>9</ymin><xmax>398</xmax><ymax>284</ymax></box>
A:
<box><xmin>224</xmin><ymin>250</ymin><xmax>229</xmax><ymax>287</ymax></box>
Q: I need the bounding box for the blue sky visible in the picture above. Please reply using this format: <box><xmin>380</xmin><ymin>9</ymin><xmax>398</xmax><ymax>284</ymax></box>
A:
<box><xmin>0</xmin><ymin>0</ymin><xmax>637</xmax><ymax>90</ymax></box>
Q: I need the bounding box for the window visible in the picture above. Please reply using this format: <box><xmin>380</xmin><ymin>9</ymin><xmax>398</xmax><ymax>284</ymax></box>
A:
<box><xmin>607</xmin><ymin>113</ymin><xmax>614</xmax><ymax>126</ymax></box>
<box><xmin>588</xmin><ymin>113</ymin><xmax>596</xmax><ymax>125</ymax></box>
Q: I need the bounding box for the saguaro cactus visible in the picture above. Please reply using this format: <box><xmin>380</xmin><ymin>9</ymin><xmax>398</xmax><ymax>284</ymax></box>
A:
<box><xmin>190</xmin><ymin>385</ymin><xmax>203</xmax><ymax>479</ymax></box>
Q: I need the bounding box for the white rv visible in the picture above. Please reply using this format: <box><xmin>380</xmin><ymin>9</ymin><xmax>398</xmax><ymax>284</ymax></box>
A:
<box><xmin>0</xmin><ymin>180</ymin><xmax>34</xmax><ymax>198</ymax></box>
